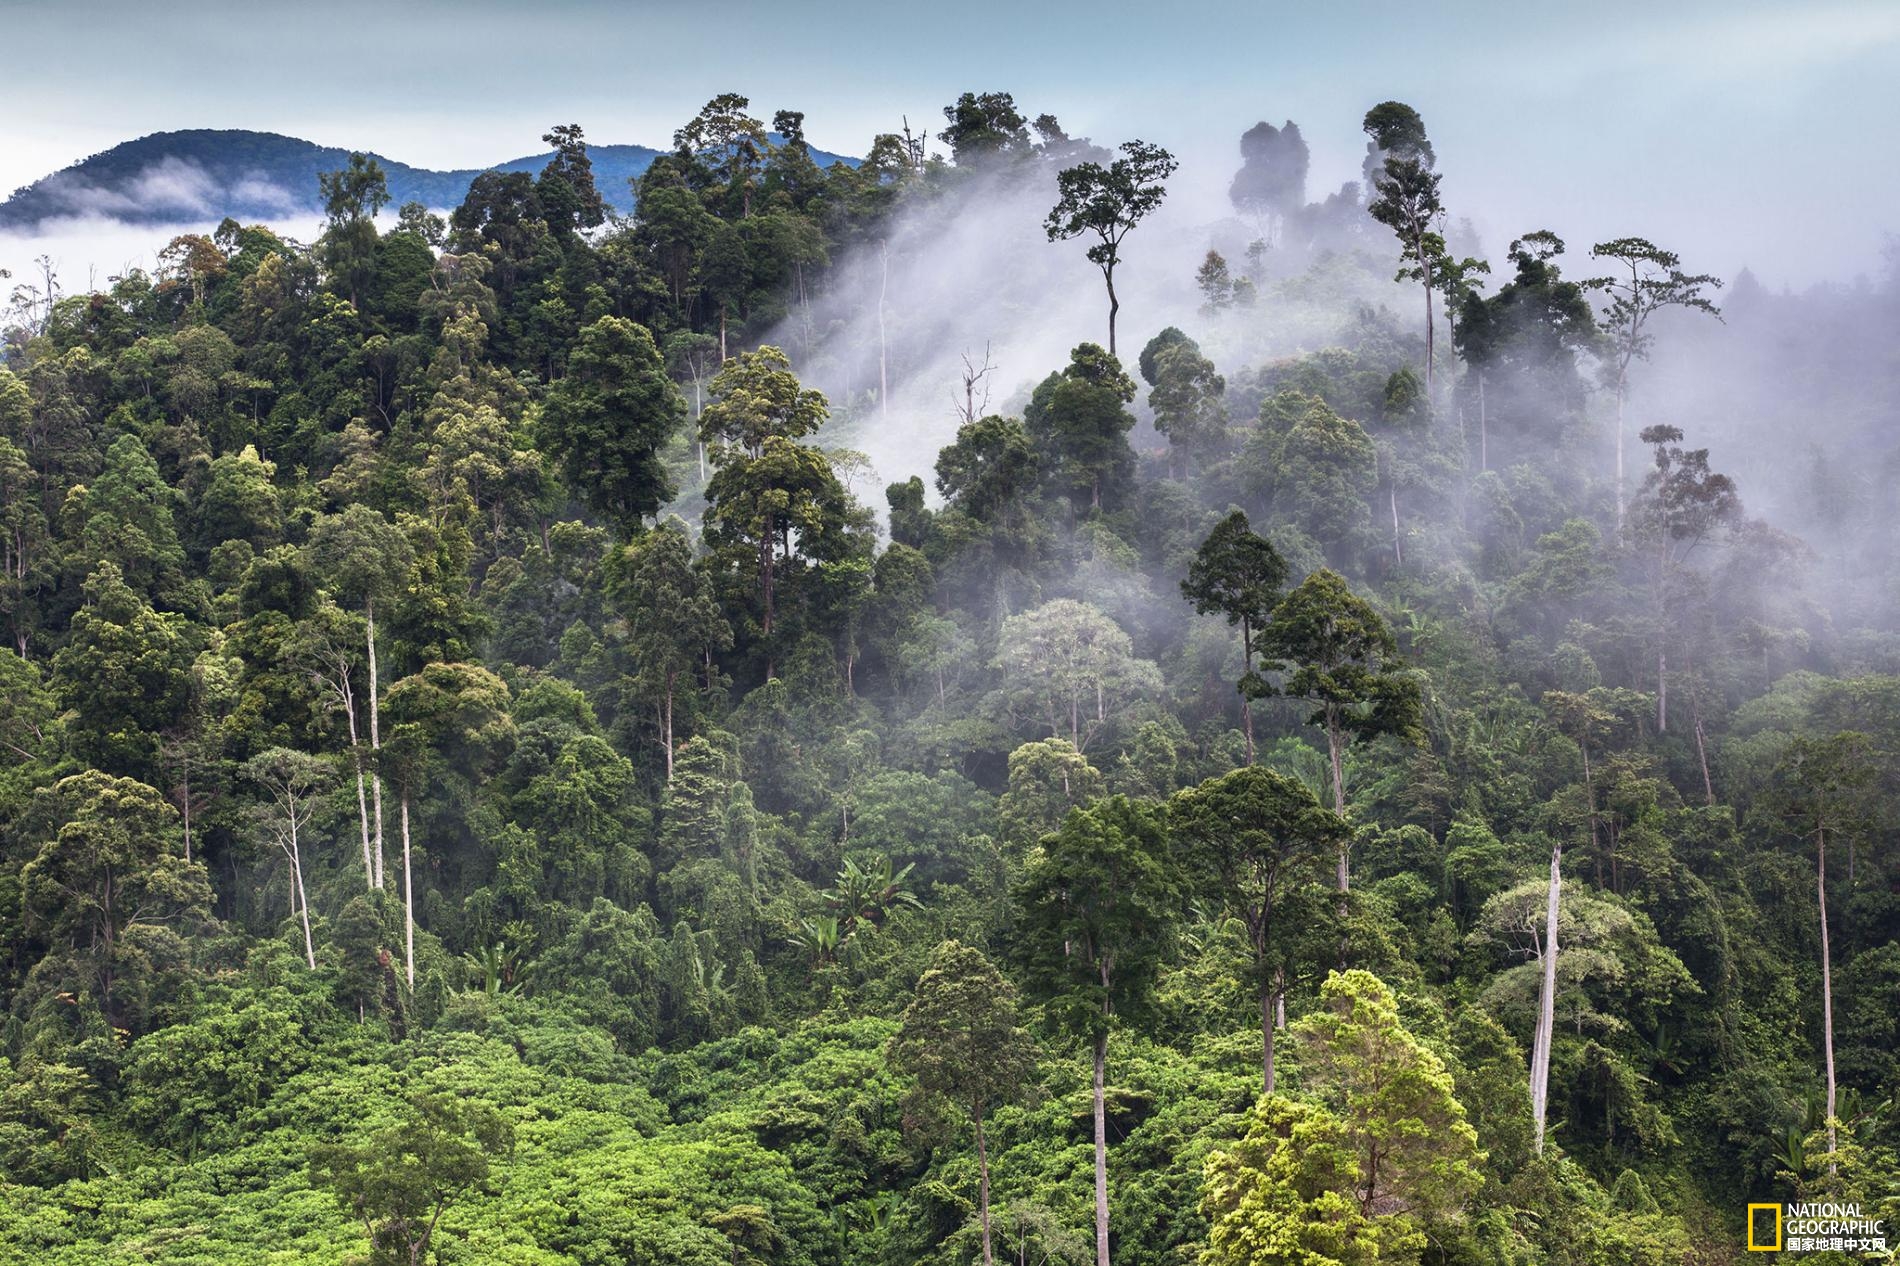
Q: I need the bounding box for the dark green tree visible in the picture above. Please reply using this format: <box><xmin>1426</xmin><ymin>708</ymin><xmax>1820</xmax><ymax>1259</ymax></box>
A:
<box><xmin>1259</xmin><ymin>570</ymin><xmax>1422</xmax><ymax>887</ymax></box>
<box><xmin>317</xmin><ymin>152</ymin><xmax>390</xmax><ymax>308</ymax></box>
<box><xmin>605</xmin><ymin>518</ymin><xmax>731</xmax><ymax>781</ymax></box>
<box><xmin>938</xmin><ymin>91</ymin><xmax>1032</xmax><ymax>164</ymax></box>
<box><xmin>537</xmin><ymin>122</ymin><xmax>607</xmax><ymax>234</ymax></box>
<box><xmin>1025</xmin><ymin>343</ymin><xmax>1139</xmax><ymax>514</ymax></box>
<box><xmin>1363</xmin><ymin>103</ymin><xmax>1445</xmax><ymax>388</ymax></box>
<box><xmin>1181</xmin><ymin>510</ymin><xmax>1287</xmax><ymax>764</ymax></box>
<box><xmin>1171</xmin><ymin>767</ymin><xmax>1344</xmax><ymax>1093</ymax></box>
<box><xmin>18</xmin><ymin>771</ymin><xmax>214</xmax><ymax>1033</ymax></box>
<box><xmin>1015</xmin><ymin>796</ymin><xmax>1181</xmax><ymax>1266</ymax></box>
<box><xmin>1044</xmin><ymin>140</ymin><xmax>1178</xmax><ymax>355</ymax></box>
<box><xmin>888</xmin><ymin>940</ymin><xmax>1038</xmax><ymax>1266</ymax></box>
<box><xmin>539</xmin><ymin>316</ymin><xmax>684</xmax><ymax>536</ymax></box>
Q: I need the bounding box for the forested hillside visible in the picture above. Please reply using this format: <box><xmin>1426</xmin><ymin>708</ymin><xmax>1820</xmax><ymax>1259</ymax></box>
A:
<box><xmin>0</xmin><ymin>92</ymin><xmax>1897</xmax><ymax>1266</ymax></box>
<box><xmin>0</xmin><ymin>126</ymin><xmax>853</xmax><ymax>229</ymax></box>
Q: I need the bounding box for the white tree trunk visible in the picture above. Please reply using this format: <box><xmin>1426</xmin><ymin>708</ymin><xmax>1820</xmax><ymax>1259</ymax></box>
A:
<box><xmin>401</xmin><ymin>792</ymin><xmax>416</xmax><ymax>989</ymax></box>
<box><xmin>366</xmin><ymin>599</ymin><xmax>386</xmax><ymax>889</ymax></box>
<box><xmin>1820</xmin><ymin>825</ymin><xmax>1838</xmax><ymax>1171</ymax></box>
<box><xmin>291</xmin><ymin>819</ymin><xmax>316</xmax><ymax>970</ymax></box>
<box><xmin>343</xmin><ymin>692</ymin><xmax>374</xmax><ymax>890</ymax></box>
<box><xmin>1532</xmin><ymin>842</ymin><xmax>1561</xmax><ymax>1153</ymax></box>
<box><xmin>1093</xmin><ymin>1030</ymin><xmax>1110</xmax><ymax>1266</ymax></box>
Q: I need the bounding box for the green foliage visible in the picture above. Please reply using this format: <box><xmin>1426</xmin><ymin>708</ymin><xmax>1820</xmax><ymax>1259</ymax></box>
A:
<box><xmin>539</xmin><ymin>316</ymin><xmax>684</xmax><ymax>535</ymax></box>
<box><xmin>0</xmin><ymin>84</ymin><xmax>1893</xmax><ymax>1266</ymax></box>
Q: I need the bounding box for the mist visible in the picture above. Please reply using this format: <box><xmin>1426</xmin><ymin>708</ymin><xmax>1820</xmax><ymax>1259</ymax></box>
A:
<box><xmin>0</xmin><ymin>211</ymin><xmax>327</xmax><ymax>298</ymax></box>
<box><xmin>745</xmin><ymin>110</ymin><xmax>1899</xmax><ymax>656</ymax></box>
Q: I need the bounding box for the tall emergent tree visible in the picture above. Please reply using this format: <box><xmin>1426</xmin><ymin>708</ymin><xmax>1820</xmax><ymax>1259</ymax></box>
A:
<box><xmin>243</xmin><ymin>747</ymin><xmax>332</xmax><ymax>971</ymax></box>
<box><xmin>1628</xmin><ymin>424</ymin><xmax>1739</xmax><ymax>732</ymax></box>
<box><xmin>1181</xmin><ymin>511</ymin><xmax>1287</xmax><ymax>764</ymax></box>
<box><xmin>1171</xmin><ymin>767</ymin><xmax>1344</xmax><ymax>1094</ymax></box>
<box><xmin>1015</xmin><ymin>797</ymin><xmax>1181</xmax><ymax>1266</ymax></box>
<box><xmin>698</xmin><ymin>346</ymin><xmax>857</xmax><ymax>651</ymax></box>
<box><xmin>537</xmin><ymin>123</ymin><xmax>606</xmax><ymax>234</ymax></box>
<box><xmin>1259</xmin><ymin>570</ymin><xmax>1422</xmax><ymax>890</ymax></box>
<box><xmin>888</xmin><ymin>940</ymin><xmax>1038</xmax><ymax>1266</ymax></box>
<box><xmin>383</xmin><ymin>663</ymin><xmax>515</xmax><ymax>987</ymax></box>
<box><xmin>606</xmin><ymin>518</ymin><xmax>731</xmax><ymax>782</ymax></box>
<box><xmin>1586</xmin><ymin>238</ymin><xmax>1722</xmax><ymax>526</ymax></box>
<box><xmin>1363</xmin><ymin>103</ymin><xmax>1445</xmax><ymax>389</ymax></box>
<box><xmin>1530</xmin><ymin>687</ymin><xmax>1628</xmax><ymax>1153</ymax></box>
<box><xmin>539</xmin><ymin>316</ymin><xmax>685</xmax><ymax>537</ymax></box>
<box><xmin>1045</xmin><ymin>140</ymin><xmax>1178</xmax><ymax>356</ymax></box>
<box><xmin>1228</xmin><ymin>119</ymin><xmax>1310</xmax><ymax>242</ymax></box>
<box><xmin>317</xmin><ymin>152</ymin><xmax>390</xmax><ymax>309</ymax></box>
<box><xmin>1766</xmin><ymin>732</ymin><xmax>1873</xmax><ymax>1172</ymax></box>
<box><xmin>674</xmin><ymin>93</ymin><xmax>771</xmax><ymax>217</ymax></box>
<box><xmin>287</xmin><ymin>600</ymin><xmax>377</xmax><ymax>889</ymax></box>
<box><xmin>308</xmin><ymin>505</ymin><xmax>414</xmax><ymax>888</ymax></box>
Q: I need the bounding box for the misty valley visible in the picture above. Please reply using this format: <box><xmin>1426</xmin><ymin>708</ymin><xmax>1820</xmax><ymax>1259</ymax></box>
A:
<box><xmin>1</xmin><ymin>84</ymin><xmax>1898</xmax><ymax>1266</ymax></box>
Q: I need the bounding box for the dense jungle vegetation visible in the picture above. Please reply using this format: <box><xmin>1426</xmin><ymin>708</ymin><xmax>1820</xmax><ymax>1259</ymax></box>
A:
<box><xmin>0</xmin><ymin>91</ymin><xmax>1897</xmax><ymax>1265</ymax></box>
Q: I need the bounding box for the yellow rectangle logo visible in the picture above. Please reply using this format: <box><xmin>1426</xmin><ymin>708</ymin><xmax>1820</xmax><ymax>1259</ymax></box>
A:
<box><xmin>1747</xmin><ymin>1204</ymin><xmax>1782</xmax><ymax>1251</ymax></box>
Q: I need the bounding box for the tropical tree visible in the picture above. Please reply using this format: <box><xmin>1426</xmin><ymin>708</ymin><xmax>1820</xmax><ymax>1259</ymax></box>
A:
<box><xmin>18</xmin><ymin>771</ymin><xmax>214</xmax><ymax>1033</ymax></box>
<box><xmin>1258</xmin><ymin>571</ymin><xmax>1422</xmax><ymax>886</ymax></box>
<box><xmin>1363</xmin><ymin>103</ymin><xmax>1444</xmax><ymax>388</ymax></box>
<box><xmin>699</xmin><ymin>347</ymin><xmax>861</xmax><ymax>651</ymax></box>
<box><xmin>1764</xmin><ymin>732</ymin><xmax>1874</xmax><ymax>1171</ymax></box>
<box><xmin>1171</xmin><ymin>767</ymin><xmax>1345</xmax><ymax>1093</ymax></box>
<box><xmin>539</xmin><ymin>316</ymin><xmax>685</xmax><ymax>536</ymax></box>
<box><xmin>1586</xmin><ymin>238</ymin><xmax>1722</xmax><ymax>525</ymax></box>
<box><xmin>243</xmin><ymin>747</ymin><xmax>332</xmax><ymax>970</ymax></box>
<box><xmin>1024</xmin><ymin>344</ymin><xmax>1140</xmax><ymax>514</ymax></box>
<box><xmin>383</xmin><ymin>662</ymin><xmax>515</xmax><ymax>986</ymax></box>
<box><xmin>1015</xmin><ymin>797</ymin><xmax>1181</xmax><ymax>1266</ymax></box>
<box><xmin>1293</xmin><ymin>970</ymin><xmax>1484</xmax><ymax>1227</ymax></box>
<box><xmin>994</xmin><ymin>599</ymin><xmax>1161</xmax><ymax>753</ymax></box>
<box><xmin>1181</xmin><ymin>511</ymin><xmax>1287</xmax><ymax>764</ymax></box>
<box><xmin>606</xmin><ymin>518</ymin><xmax>731</xmax><ymax>781</ymax></box>
<box><xmin>1201</xmin><ymin>1096</ymin><xmax>1384</xmax><ymax>1266</ymax></box>
<box><xmin>308</xmin><ymin>505</ymin><xmax>414</xmax><ymax>887</ymax></box>
<box><xmin>888</xmin><ymin>940</ymin><xmax>1038</xmax><ymax>1266</ymax></box>
<box><xmin>1045</xmin><ymin>141</ymin><xmax>1178</xmax><ymax>355</ymax></box>
<box><xmin>1627</xmin><ymin>424</ymin><xmax>1740</xmax><ymax>732</ymax></box>
<box><xmin>311</xmin><ymin>1092</ymin><xmax>513</xmax><ymax>1266</ymax></box>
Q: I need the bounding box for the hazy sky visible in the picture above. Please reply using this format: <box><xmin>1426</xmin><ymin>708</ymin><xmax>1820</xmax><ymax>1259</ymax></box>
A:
<box><xmin>2</xmin><ymin>0</ymin><xmax>1897</xmax><ymax>285</ymax></box>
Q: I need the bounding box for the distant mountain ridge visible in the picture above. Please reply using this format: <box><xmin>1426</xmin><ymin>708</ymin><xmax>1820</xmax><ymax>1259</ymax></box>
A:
<box><xmin>0</xmin><ymin>128</ymin><xmax>856</xmax><ymax>230</ymax></box>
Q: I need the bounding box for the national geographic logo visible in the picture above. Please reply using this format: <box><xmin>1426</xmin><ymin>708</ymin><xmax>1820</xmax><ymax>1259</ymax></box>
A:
<box><xmin>1748</xmin><ymin>1202</ymin><xmax>1888</xmax><ymax>1254</ymax></box>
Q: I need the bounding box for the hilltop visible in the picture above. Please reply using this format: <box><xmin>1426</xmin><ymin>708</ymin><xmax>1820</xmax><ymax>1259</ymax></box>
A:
<box><xmin>0</xmin><ymin>128</ymin><xmax>854</xmax><ymax>228</ymax></box>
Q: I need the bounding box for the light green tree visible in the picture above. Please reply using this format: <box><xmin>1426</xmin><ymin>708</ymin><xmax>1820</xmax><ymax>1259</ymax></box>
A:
<box><xmin>1293</xmin><ymin>970</ymin><xmax>1483</xmax><ymax>1232</ymax></box>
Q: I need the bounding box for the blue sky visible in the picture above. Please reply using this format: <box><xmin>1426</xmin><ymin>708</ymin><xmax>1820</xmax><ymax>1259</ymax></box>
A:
<box><xmin>2</xmin><ymin>0</ymin><xmax>1896</xmax><ymax>283</ymax></box>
